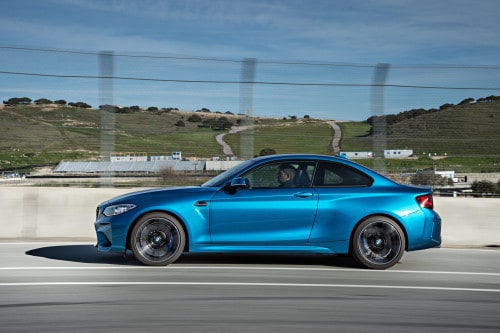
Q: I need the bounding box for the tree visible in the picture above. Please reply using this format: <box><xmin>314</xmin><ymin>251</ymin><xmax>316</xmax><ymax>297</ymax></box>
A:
<box><xmin>69</xmin><ymin>102</ymin><xmax>92</xmax><ymax>108</ymax></box>
<box><xmin>197</xmin><ymin>108</ymin><xmax>211</xmax><ymax>113</ymax></box>
<box><xmin>158</xmin><ymin>166</ymin><xmax>181</xmax><ymax>183</ymax></box>
<box><xmin>259</xmin><ymin>148</ymin><xmax>276</xmax><ymax>156</ymax></box>
<box><xmin>4</xmin><ymin>97</ymin><xmax>31</xmax><ymax>105</ymax></box>
<box><xmin>213</xmin><ymin>117</ymin><xmax>233</xmax><ymax>130</ymax></box>
<box><xmin>174</xmin><ymin>120</ymin><xmax>185</xmax><ymax>127</ymax></box>
<box><xmin>54</xmin><ymin>100</ymin><xmax>67</xmax><ymax>105</ymax></box>
<box><xmin>410</xmin><ymin>172</ymin><xmax>452</xmax><ymax>186</ymax></box>
<box><xmin>99</xmin><ymin>104</ymin><xmax>117</xmax><ymax>112</ymax></box>
<box><xmin>439</xmin><ymin>103</ymin><xmax>454</xmax><ymax>110</ymax></box>
<box><xmin>188</xmin><ymin>114</ymin><xmax>203</xmax><ymax>123</ymax></box>
<box><xmin>458</xmin><ymin>98</ymin><xmax>474</xmax><ymax>105</ymax></box>
<box><xmin>34</xmin><ymin>98</ymin><xmax>53</xmax><ymax>105</ymax></box>
<box><xmin>471</xmin><ymin>180</ymin><xmax>496</xmax><ymax>196</ymax></box>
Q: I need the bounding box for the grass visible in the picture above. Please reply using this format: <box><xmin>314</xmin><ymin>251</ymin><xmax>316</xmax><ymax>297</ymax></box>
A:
<box><xmin>224</xmin><ymin>119</ymin><xmax>335</xmax><ymax>157</ymax></box>
<box><xmin>0</xmin><ymin>105</ymin><xmax>225</xmax><ymax>170</ymax></box>
<box><xmin>336</xmin><ymin>101</ymin><xmax>500</xmax><ymax>172</ymax></box>
<box><xmin>383</xmin><ymin>103</ymin><xmax>500</xmax><ymax>156</ymax></box>
<box><xmin>337</xmin><ymin>122</ymin><xmax>373</xmax><ymax>151</ymax></box>
<box><xmin>1</xmin><ymin>102</ymin><xmax>499</xmax><ymax>174</ymax></box>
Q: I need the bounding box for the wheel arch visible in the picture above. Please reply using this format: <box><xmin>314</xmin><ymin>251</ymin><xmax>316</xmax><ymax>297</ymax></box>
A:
<box><xmin>126</xmin><ymin>210</ymin><xmax>190</xmax><ymax>253</ymax></box>
<box><xmin>349</xmin><ymin>213</ymin><xmax>409</xmax><ymax>253</ymax></box>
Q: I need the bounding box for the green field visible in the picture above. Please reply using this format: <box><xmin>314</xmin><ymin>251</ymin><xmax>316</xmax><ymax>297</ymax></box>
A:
<box><xmin>0</xmin><ymin>105</ymin><xmax>223</xmax><ymax>171</ymax></box>
<box><xmin>383</xmin><ymin>103</ymin><xmax>500</xmax><ymax>156</ymax></box>
<box><xmin>224</xmin><ymin>119</ymin><xmax>335</xmax><ymax>157</ymax></box>
<box><xmin>1</xmin><ymin>101</ymin><xmax>499</xmax><ymax>174</ymax></box>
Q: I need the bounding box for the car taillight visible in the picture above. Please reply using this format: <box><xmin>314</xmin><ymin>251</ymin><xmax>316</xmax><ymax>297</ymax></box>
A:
<box><xmin>416</xmin><ymin>194</ymin><xmax>434</xmax><ymax>209</ymax></box>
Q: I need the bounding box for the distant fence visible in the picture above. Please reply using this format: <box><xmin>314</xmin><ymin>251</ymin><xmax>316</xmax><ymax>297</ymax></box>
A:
<box><xmin>53</xmin><ymin>160</ymin><xmax>243</xmax><ymax>174</ymax></box>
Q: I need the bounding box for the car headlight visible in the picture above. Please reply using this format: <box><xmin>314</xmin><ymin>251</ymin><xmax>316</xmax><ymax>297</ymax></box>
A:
<box><xmin>103</xmin><ymin>204</ymin><xmax>136</xmax><ymax>217</ymax></box>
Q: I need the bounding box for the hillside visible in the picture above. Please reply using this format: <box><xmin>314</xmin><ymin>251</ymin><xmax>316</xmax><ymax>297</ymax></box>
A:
<box><xmin>1</xmin><ymin>99</ymin><xmax>499</xmax><ymax>174</ymax></box>
<box><xmin>0</xmin><ymin>104</ymin><xmax>331</xmax><ymax>171</ymax></box>
<box><xmin>384</xmin><ymin>101</ymin><xmax>500</xmax><ymax>156</ymax></box>
<box><xmin>0</xmin><ymin>105</ymin><xmax>225</xmax><ymax>170</ymax></box>
<box><xmin>339</xmin><ymin>99</ymin><xmax>500</xmax><ymax>157</ymax></box>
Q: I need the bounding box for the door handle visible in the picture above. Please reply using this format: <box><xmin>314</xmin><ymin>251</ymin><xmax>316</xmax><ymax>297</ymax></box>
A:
<box><xmin>293</xmin><ymin>192</ymin><xmax>314</xmax><ymax>198</ymax></box>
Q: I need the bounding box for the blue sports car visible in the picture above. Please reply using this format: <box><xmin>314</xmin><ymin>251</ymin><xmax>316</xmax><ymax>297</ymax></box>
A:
<box><xmin>94</xmin><ymin>154</ymin><xmax>441</xmax><ymax>269</ymax></box>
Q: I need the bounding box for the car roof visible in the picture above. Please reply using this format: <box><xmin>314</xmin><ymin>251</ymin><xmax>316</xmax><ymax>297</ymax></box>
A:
<box><xmin>250</xmin><ymin>154</ymin><xmax>357</xmax><ymax>167</ymax></box>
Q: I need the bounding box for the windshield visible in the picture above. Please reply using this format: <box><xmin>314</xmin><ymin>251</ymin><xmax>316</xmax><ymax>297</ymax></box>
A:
<box><xmin>201</xmin><ymin>159</ymin><xmax>255</xmax><ymax>187</ymax></box>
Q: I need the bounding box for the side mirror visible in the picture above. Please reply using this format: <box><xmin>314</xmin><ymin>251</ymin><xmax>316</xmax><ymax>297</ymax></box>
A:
<box><xmin>230</xmin><ymin>177</ymin><xmax>247</xmax><ymax>189</ymax></box>
<box><xmin>225</xmin><ymin>177</ymin><xmax>247</xmax><ymax>193</ymax></box>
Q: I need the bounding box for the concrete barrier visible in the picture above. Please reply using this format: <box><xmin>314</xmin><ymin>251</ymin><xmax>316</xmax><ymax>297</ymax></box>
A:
<box><xmin>0</xmin><ymin>187</ymin><xmax>131</xmax><ymax>240</ymax></box>
<box><xmin>0</xmin><ymin>186</ymin><xmax>498</xmax><ymax>247</ymax></box>
<box><xmin>434</xmin><ymin>197</ymin><xmax>499</xmax><ymax>247</ymax></box>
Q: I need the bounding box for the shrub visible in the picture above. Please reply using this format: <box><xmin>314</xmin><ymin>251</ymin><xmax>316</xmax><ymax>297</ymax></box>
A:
<box><xmin>471</xmin><ymin>180</ymin><xmax>498</xmax><ymax>196</ymax></box>
<box><xmin>259</xmin><ymin>148</ymin><xmax>276</xmax><ymax>156</ymax></box>
<box><xmin>410</xmin><ymin>172</ymin><xmax>452</xmax><ymax>186</ymax></box>
<box><xmin>35</xmin><ymin>98</ymin><xmax>53</xmax><ymax>105</ymax></box>
<box><xmin>188</xmin><ymin>114</ymin><xmax>203</xmax><ymax>122</ymax></box>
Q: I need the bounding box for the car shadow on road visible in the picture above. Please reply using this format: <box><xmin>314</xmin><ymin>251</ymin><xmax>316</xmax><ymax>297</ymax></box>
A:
<box><xmin>178</xmin><ymin>252</ymin><xmax>360</xmax><ymax>268</ymax></box>
<box><xmin>26</xmin><ymin>244</ymin><xmax>361</xmax><ymax>268</ymax></box>
<box><xmin>26</xmin><ymin>245</ymin><xmax>142</xmax><ymax>265</ymax></box>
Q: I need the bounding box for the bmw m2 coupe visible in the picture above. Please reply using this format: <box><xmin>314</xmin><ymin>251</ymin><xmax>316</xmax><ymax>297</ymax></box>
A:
<box><xmin>94</xmin><ymin>154</ymin><xmax>441</xmax><ymax>269</ymax></box>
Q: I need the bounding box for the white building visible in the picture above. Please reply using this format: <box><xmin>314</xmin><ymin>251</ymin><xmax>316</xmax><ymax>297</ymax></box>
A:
<box><xmin>383</xmin><ymin>149</ymin><xmax>413</xmax><ymax>158</ymax></box>
<box><xmin>110</xmin><ymin>153</ymin><xmax>147</xmax><ymax>162</ymax></box>
<box><xmin>435</xmin><ymin>170</ymin><xmax>456</xmax><ymax>182</ymax></box>
<box><xmin>151</xmin><ymin>151</ymin><xmax>182</xmax><ymax>161</ymax></box>
<box><xmin>339</xmin><ymin>151</ymin><xmax>373</xmax><ymax>159</ymax></box>
<box><xmin>172</xmin><ymin>151</ymin><xmax>182</xmax><ymax>160</ymax></box>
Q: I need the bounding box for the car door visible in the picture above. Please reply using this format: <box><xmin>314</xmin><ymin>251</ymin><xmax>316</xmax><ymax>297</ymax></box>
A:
<box><xmin>209</xmin><ymin>161</ymin><xmax>318</xmax><ymax>244</ymax></box>
<box><xmin>307</xmin><ymin>161</ymin><xmax>375</xmax><ymax>242</ymax></box>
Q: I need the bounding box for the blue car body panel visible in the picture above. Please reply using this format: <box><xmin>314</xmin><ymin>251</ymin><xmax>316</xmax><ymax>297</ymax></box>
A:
<box><xmin>208</xmin><ymin>187</ymin><xmax>318</xmax><ymax>244</ymax></box>
<box><xmin>95</xmin><ymin>154</ymin><xmax>441</xmax><ymax>258</ymax></box>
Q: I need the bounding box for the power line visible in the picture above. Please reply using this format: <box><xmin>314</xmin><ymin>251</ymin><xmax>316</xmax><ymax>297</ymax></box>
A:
<box><xmin>3</xmin><ymin>45</ymin><xmax>500</xmax><ymax>70</ymax></box>
<box><xmin>0</xmin><ymin>45</ymin><xmax>373</xmax><ymax>67</ymax></box>
<box><xmin>1</xmin><ymin>70</ymin><xmax>500</xmax><ymax>91</ymax></box>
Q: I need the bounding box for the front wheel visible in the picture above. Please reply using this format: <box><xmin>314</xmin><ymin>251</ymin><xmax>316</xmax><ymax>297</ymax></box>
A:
<box><xmin>351</xmin><ymin>216</ymin><xmax>406</xmax><ymax>270</ymax></box>
<box><xmin>130</xmin><ymin>212</ymin><xmax>186</xmax><ymax>266</ymax></box>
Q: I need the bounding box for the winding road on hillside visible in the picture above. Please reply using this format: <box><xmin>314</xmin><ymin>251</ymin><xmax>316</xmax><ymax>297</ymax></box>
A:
<box><xmin>216</xmin><ymin>121</ymin><xmax>342</xmax><ymax>157</ymax></box>
<box><xmin>328</xmin><ymin>121</ymin><xmax>341</xmax><ymax>154</ymax></box>
<box><xmin>215</xmin><ymin>125</ymin><xmax>252</xmax><ymax>157</ymax></box>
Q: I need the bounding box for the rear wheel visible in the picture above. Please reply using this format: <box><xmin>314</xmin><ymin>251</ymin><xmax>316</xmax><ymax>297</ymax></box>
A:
<box><xmin>351</xmin><ymin>216</ymin><xmax>405</xmax><ymax>270</ymax></box>
<box><xmin>130</xmin><ymin>212</ymin><xmax>185</xmax><ymax>266</ymax></box>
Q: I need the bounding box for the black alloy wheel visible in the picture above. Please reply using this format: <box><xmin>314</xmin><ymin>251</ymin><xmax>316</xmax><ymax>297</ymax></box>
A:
<box><xmin>130</xmin><ymin>212</ymin><xmax>186</xmax><ymax>266</ymax></box>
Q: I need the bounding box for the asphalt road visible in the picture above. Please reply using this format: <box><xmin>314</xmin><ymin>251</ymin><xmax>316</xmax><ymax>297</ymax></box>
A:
<box><xmin>1</xmin><ymin>243</ymin><xmax>499</xmax><ymax>333</ymax></box>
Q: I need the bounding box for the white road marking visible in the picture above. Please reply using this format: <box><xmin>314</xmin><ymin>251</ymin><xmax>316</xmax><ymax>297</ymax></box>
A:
<box><xmin>0</xmin><ymin>281</ymin><xmax>499</xmax><ymax>293</ymax></box>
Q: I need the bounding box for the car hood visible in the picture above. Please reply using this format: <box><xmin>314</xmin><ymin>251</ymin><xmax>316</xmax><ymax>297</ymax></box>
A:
<box><xmin>99</xmin><ymin>186</ymin><xmax>218</xmax><ymax>206</ymax></box>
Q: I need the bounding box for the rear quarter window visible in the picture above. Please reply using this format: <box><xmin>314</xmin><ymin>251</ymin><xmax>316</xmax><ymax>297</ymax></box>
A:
<box><xmin>313</xmin><ymin>162</ymin><xmax>373</xmax><ymax>187</ymax></box>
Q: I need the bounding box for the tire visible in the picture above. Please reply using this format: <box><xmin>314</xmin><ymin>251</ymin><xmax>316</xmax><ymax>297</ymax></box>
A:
<box><xmin>130</xmin><ymin>212</ymin><xmax>186</xmax><ymax>266</ymax></box>
<box><xmin>351</xmin><ymin>216</ymin><xmax>406</xmax><ymax>270</ymax></box>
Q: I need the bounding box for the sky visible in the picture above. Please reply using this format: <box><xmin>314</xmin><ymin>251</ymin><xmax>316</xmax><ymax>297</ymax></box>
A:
<box><xmin>1</xmin><ymin>0</ymin><xmax>500</xmax><ymax>120</ymax></box>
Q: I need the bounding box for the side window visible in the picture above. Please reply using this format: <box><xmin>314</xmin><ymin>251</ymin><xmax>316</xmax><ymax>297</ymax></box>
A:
<box><xmin>243</xmin><ymin>163</ymin><xmax>280</xmax><ymax>188</ymax></box>
<box><xmin>242</xmin><ymin>161</ymin><xmax>316</xmax><ymax>189</ymax></box>
<box><xmin>313</xmin><ymin>162</ymin><xmax>372</xmax><ymax>187</ymax></box>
